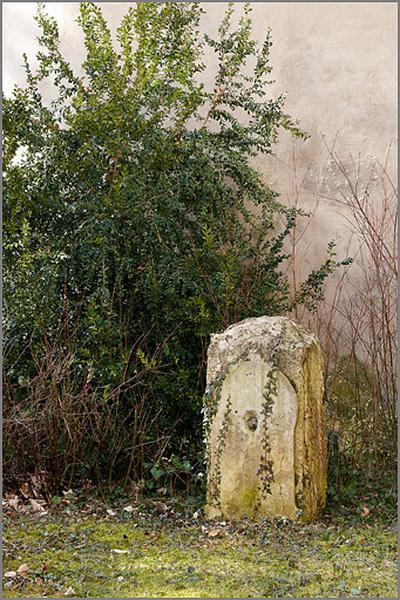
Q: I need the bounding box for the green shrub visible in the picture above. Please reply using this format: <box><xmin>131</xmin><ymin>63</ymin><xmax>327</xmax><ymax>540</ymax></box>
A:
<box><xmin>3</xmin><ymin>2</ymin><xmax>349</xmax><ymax>489</ymax></box>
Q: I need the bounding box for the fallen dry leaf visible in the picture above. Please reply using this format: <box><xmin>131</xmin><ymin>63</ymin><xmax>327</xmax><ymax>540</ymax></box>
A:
<box><xmin>8</xmin><ymin>497</ymin><xmax>20</xmax><ymax>510</ymax></box>
<box><xmin>63</xmin><ymin>489</ymin><xmax>75</xmax><ymax>497</ymax></box>
<box><xmin>19</xmin><ymin>483</ymin><xmax>30</xmax><ymax>498</ymax></box>
<box><xmin>30</xmin><ymin>499</ymin><xmax>46</xmax><ymax>513</ymax></box>
<box><xmin>208</xmin><ymin>528</ymin><xmax>221</xmax><ymax>538</ymax></box>
<box><xmin>64</xmin><ymin>586</ymin><xmax>76</xmax><ymax>596</ymax></box>
<box><xmin>17</xmin><ymin>563</ymin><xmax>29</xmax><ymax>577</ymax></box>
<box><xmin>383</xmin><ymin>559</ymin><xmax>394</xmax><ymax>568</ymax></box>
<box><xmin>362</xmin><ymin>506</ymin><xmax>370</xmax><ymax>517</ymax></box>
<box><xmin>4</xmin><ymin>571</ymin><xmax>17</xmax><ymax>578</ymax></box>
<box><xmin>154</xmin><ymin>501</ymin><xmax>168</xmax><ymax>513</ymax></box>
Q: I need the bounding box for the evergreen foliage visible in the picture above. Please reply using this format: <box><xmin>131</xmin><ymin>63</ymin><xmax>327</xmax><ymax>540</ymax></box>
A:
<box><xmin>3</xmin><ymin>2</ymin><xmax>349</xmax><ymax>488</ymax></box>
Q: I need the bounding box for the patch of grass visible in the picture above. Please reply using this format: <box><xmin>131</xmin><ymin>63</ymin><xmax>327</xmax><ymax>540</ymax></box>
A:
<box><xmin>3</xmin><ymin>511</ymin><xmax>397</xmax><ymax>598</ymax></box>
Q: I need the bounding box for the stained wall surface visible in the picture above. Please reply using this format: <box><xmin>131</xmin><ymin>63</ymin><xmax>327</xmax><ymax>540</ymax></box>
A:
<box><xmin>3</xmin><ymin>2</ymin><xmax>397</xmax><ymax>280</ymax></box>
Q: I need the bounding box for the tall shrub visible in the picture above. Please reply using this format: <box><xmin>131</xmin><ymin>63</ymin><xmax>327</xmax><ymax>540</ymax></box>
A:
<box><xmin>3</xmin><ymin>2</ymin><xmax>348</xmax><ymax>489</ymax></box>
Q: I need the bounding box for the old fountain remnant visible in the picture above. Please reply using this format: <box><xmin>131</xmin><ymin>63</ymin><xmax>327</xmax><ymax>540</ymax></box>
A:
<box><xmin>204</xmin><ymin>316</ymin><xmax>327</xmax><ymax>522</ymax></box>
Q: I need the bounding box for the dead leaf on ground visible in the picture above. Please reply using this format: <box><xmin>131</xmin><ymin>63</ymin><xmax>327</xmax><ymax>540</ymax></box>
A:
<box><xmin>362</xmin><ymin>506</ymin><xmax>370</xmax><ymax>517</ymax></box>
<box><xmin>208</xmin><ymin>528</ymin><xmax>221</xmax><ymax>538</ymax></box>
<box><xmin>7</xmin><ymin>496</ymin><xmax>20</xmax><ymax>510</ymax></box>
<box><xmin>30</xmin><ymin>475</ymin><xmax>44</xmax><ymax>498</ymax></box>
<box><xmin>64</xmin><ymin>586</ymin><xmax>76</xmax><ymax>596</ymax></box>
<box><xmin>154</xmin><ymin>501</ymin><xmax>168</xmax><ymax>513</ymax></box>
<box><xmin>63</xmin><ymin>489</ymin><xmax>75</xmax><ymax>497</ymax></box>
<box><xmin>17</xmin><ymin>563</ymin><xmax>29</xmax><ymax>577</ymax></box>
<box><xmin>19</xmin><ymin>483</ymin><xmax>31</xmax><ymax>499</ymax></box>
<box><xmin>4</xmin><ymin>571</ymin><xmax>17</xmax><ymax>578</ymax></box>
<box><xmin>30</xmin><ymin>499</ymin><xmax>46</xmax><ymax>513</ymax></box>
<box><xmin>383</xmin><ymin>559</ymin><xmax>394</xmax><ymax>568</ymax></box>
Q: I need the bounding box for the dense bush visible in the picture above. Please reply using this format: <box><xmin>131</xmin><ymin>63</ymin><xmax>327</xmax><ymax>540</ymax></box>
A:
<box><xmin>3</xmin><ymin>2</ymin><xmax>349</xmax><ymax>491</ymax></box>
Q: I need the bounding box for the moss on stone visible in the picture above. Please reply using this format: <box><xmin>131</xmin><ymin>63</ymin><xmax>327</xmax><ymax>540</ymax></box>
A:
<box><xmin>224</xmin><ymin>485</ymin><xmax>259</xmax><ymax>519</ymax></box>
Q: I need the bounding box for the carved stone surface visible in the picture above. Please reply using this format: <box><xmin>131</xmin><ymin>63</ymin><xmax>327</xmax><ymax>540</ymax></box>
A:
<box><xmin>204</xmin><ymin>316</ymin><xmax>327</xmax><ymax>522</ymax></box>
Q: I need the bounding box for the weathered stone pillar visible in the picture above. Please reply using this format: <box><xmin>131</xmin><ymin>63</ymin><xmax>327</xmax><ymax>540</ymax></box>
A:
<box><xmin>204</xmin><ymin>316</ymin><xmax>327</xmax><ymax>522</ymax></box>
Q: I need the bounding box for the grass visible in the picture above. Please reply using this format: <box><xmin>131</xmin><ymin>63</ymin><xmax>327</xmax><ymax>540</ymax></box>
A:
<box><xmin>2</xmin><ymin>500</ymin><xmax>397</xmax><ymax>598</ymax></box>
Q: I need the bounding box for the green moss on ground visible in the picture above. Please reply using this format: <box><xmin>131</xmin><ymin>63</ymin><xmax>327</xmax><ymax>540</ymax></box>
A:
<box><xmin>3</xmin><ymin>511</ymin><xmax>397</xmax><ymax>598</ymax></box>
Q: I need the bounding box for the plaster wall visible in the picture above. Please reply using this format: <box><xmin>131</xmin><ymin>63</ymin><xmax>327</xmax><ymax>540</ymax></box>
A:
<box><xmin>3</xmin><ymin>2</ymin><xmax>397</xmax><ymax>286</ymax></box>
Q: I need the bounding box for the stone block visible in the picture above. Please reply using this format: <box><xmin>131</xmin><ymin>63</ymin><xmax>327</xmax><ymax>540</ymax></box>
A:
<box><xmin>204</xmin><ymin>316</ymin><xmax>327</xmax><ymax>522</ymax></box>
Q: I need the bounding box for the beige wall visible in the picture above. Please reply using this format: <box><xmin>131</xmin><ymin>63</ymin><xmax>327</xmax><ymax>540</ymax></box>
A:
<box><xmin>3</xmin><ymin>2</ymin><xmax>397</xmax><ymax>284</ymax></box>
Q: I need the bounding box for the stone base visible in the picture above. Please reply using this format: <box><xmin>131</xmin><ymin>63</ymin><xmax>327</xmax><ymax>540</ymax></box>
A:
<box><xmin>204</xmin><ymin>316</ymin><xmax>327</xmax><ymax>522</ymax></box>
